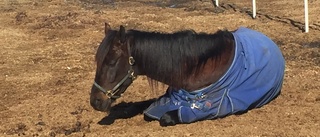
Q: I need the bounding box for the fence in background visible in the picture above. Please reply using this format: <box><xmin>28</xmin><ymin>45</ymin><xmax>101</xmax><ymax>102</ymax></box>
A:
<box><xmin>213</xmin><ymin>0</ymin><xmax>309</xmax><ymax>32</ymax></box>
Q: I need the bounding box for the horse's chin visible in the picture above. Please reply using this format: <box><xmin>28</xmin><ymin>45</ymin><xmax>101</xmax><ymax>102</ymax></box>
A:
<box><xmin>92</xmin><ymin>98</ymin><xmax>113</xmax><ymax>113</ymax></box>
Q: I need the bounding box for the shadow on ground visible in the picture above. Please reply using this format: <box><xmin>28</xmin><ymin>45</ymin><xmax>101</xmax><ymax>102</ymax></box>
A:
<box><xmin>98</xmin><ymin>99</ymin><xmax>156</xmax><ymax>125</ymax></box>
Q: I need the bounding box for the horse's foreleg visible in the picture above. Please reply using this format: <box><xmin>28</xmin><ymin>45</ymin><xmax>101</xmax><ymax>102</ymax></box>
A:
<box><xmin>159</xmin><ymin>110</ymin><xmax>180</xmax><ymax>126</ymax></box>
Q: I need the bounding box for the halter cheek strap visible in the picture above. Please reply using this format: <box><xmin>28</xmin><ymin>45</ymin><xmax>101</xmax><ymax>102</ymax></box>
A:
<box><xmin>93</xmin><ymin>67</ymin><xmax>135</xmax><ymax>99</ymax></box>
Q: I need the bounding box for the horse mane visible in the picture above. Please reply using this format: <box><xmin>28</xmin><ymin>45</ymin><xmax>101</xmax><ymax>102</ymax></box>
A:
<box><xmin>127</xmin><ymin>29</ymin><xmax>234</xmax><ymax>88</ymax></box>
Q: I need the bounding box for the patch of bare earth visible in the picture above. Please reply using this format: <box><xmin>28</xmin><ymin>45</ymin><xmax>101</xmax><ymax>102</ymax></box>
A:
<box><xmin>0</xmin><ymin>0</ymin><xmax>319</xmax><ymax>136</ymax></box>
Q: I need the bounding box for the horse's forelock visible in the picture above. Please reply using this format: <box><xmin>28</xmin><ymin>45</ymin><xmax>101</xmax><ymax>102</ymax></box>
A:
<box><xmin>95</xmin><ymin>30</ymin><xmax>117</xmax><ymax>73</ymax></box>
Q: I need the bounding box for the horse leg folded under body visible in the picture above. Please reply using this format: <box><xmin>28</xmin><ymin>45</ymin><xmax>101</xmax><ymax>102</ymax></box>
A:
<box><xmin>143</xmin><ymin>110</ymin><xmax>181</xmax><ymax>126</ymax></box>
<box><xmin>159</xmin><ymin>110</ymin><xmax>181</xmax><ymax>126</ymax></box>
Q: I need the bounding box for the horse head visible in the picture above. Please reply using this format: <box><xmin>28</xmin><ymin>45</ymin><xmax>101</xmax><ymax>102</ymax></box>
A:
<box><xmin>90</xmin><ymin>23</ymin><xmax>137</xmax><ymax>112</ymax></box>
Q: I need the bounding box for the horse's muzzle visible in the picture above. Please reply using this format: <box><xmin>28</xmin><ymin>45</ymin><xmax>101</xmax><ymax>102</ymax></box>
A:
<box><xmin>90</xmin><ymin>96</ymin><xmax>113</xmax><ymax>112</ymax></box>
<box><xmin>90</xmin><ymin>85</ymin><xmax>114</xmax><ymax>112</ymax></box>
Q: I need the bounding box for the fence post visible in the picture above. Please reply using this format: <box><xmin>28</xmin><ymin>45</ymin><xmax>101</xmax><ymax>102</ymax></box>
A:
<box><xmin>252</xmin><ymin>0</ymin><xmax>256</xmax><ymax>18</ymax></box>
<box><xmin>304</xmin><ymin>0</ymin><xmax>309</xmax><ymax>32</ymax></box>
<box><xmin>213</xmin><ymin>0</ymin><xmax>219</xmax><ymax>7</ymax></box>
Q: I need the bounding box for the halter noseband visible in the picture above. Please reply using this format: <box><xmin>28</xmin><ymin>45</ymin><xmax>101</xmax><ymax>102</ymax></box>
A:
<box><xmin>93</xmin><ymin>39</ymin><xmax>136</xmax><ymax>99</ymax></box>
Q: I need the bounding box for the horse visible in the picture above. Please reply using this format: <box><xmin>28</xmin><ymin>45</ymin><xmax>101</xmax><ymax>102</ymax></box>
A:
<box><xmin>90</xmin><ymin>23</ymin><xmax>285</xmax><ymax>126</ymax></box>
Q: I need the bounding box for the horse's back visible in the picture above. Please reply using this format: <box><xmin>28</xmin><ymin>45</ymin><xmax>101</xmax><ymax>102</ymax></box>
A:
<box><xmin>234</xmin><ymin>27</ymin><xmax>284</xmax><ymax>71</ymax></box>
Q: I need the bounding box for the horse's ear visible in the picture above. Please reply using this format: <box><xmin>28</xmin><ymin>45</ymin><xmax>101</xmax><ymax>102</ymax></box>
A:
<box><xmin>119</xmin><ymin>25</ymin><xmax>126</xmax><ymax>43</ymax></box>
<box><xmin>104</xmin><ymin>22</ymin><xmax>111</xmax><ymax>35</ymax></box>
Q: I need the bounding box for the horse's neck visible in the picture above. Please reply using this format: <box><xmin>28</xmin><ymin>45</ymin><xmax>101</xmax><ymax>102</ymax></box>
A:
<box><xmin>132</xmin><ymin>32</ymin><xmax>235</xmax><ymax>91</ymax></box>
<box><xmin>184</xmin><ymin>44</ymin><xmax>235</xmax><ymax>91</ymax></box>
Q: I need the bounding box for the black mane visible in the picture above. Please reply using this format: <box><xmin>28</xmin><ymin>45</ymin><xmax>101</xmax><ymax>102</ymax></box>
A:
<box><xmin>127</xmin><ymin>29</ymin><xmax>234</xmax><ymax>87</ymax></box>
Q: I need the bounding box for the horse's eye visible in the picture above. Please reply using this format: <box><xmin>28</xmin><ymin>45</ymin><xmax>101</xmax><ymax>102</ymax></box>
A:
<box><xmin>105</xmin><ymin>56</ymin><xmax>120</xmax><ymax>67</ymax></box>
<box><xmin>108</xmin><ymin>60</ymin><xmax>117</xmax><ymax>66</ymax></box>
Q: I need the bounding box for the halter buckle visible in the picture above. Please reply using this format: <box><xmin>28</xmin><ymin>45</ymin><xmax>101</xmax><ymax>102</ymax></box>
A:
<box><xmin>129</xmin><ymin>56</ymin><xmax>135</xmax><ymax>66</ymax></box>
<box><xmin>128</xmin><ymin>69</ymin><xmax>136</xmax><ymax>80</ymax></box>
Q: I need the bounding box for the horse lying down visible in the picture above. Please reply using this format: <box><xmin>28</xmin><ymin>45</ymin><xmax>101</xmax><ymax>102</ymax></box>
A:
<box><xmin>90</xmin><ymin>23</ymin><xmax>285</xmax><ymax>126</ymax></box>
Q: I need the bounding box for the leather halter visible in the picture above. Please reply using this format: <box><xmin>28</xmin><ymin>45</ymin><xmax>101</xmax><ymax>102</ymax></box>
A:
<box><xmin>93</xmin><ymin>40</ymin><xmax>136</xmax><ymax>99</ymax></box>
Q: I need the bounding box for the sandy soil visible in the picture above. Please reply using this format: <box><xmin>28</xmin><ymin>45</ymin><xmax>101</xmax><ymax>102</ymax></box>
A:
<box><xmin>1</xmin><ymin>0</ymin><xmax>319</xmax><ymax>136</ymax></box>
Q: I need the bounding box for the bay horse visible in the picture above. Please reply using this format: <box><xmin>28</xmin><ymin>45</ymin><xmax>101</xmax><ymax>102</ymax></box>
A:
<box><xmin>90</xmin><ymin>23</ymin><xmax>285</xmax><ymax>126</ymax></box>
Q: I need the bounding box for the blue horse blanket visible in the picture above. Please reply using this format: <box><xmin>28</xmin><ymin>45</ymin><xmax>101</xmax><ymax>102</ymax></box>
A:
<box><xmin>144</xmin><ymin>27</ymin><xmax>285</xmax><ymax>123</ymax></box>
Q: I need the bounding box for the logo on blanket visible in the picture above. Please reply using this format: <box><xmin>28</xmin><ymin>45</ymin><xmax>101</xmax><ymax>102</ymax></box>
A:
<box><xmin>205</xmin><ymin>101</ymin><xmax>212</xmax><ymax>108</ymax></box>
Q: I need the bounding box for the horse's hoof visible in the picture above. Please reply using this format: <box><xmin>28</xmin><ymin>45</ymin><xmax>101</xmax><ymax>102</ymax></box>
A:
<box><xmin>143</xmin><ymin>114</ymin><xmax>156</xmax><ymax>122</ymax></box>
<box><xmin>159</xmin><ymin>114</ymin><xmax>177</xmax><ymax>126</ymax></box>
<box><xmin>159</xmin><ymin>110</ymin><xmax>180</xmax><ymax>127</ymax></box>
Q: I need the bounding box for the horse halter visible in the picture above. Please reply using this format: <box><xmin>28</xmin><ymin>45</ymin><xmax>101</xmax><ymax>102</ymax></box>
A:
<box><xmin>93</xmin><ymin>39</ymin><xmax>136</xmax><ymax>99</ymax></box>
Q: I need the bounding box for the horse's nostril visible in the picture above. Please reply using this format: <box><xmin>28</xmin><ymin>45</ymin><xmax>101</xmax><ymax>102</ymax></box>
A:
<box><xmin>95</xmin><ymin>99</ymin><xmax>102</xmax><ymax>106</ymax></box>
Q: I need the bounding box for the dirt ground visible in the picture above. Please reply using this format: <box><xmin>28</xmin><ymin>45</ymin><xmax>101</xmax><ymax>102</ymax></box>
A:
<box><xmin>1</xmin><ymin>0</ymin><xmax>320</xmax><ymax>136</ymax></box>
